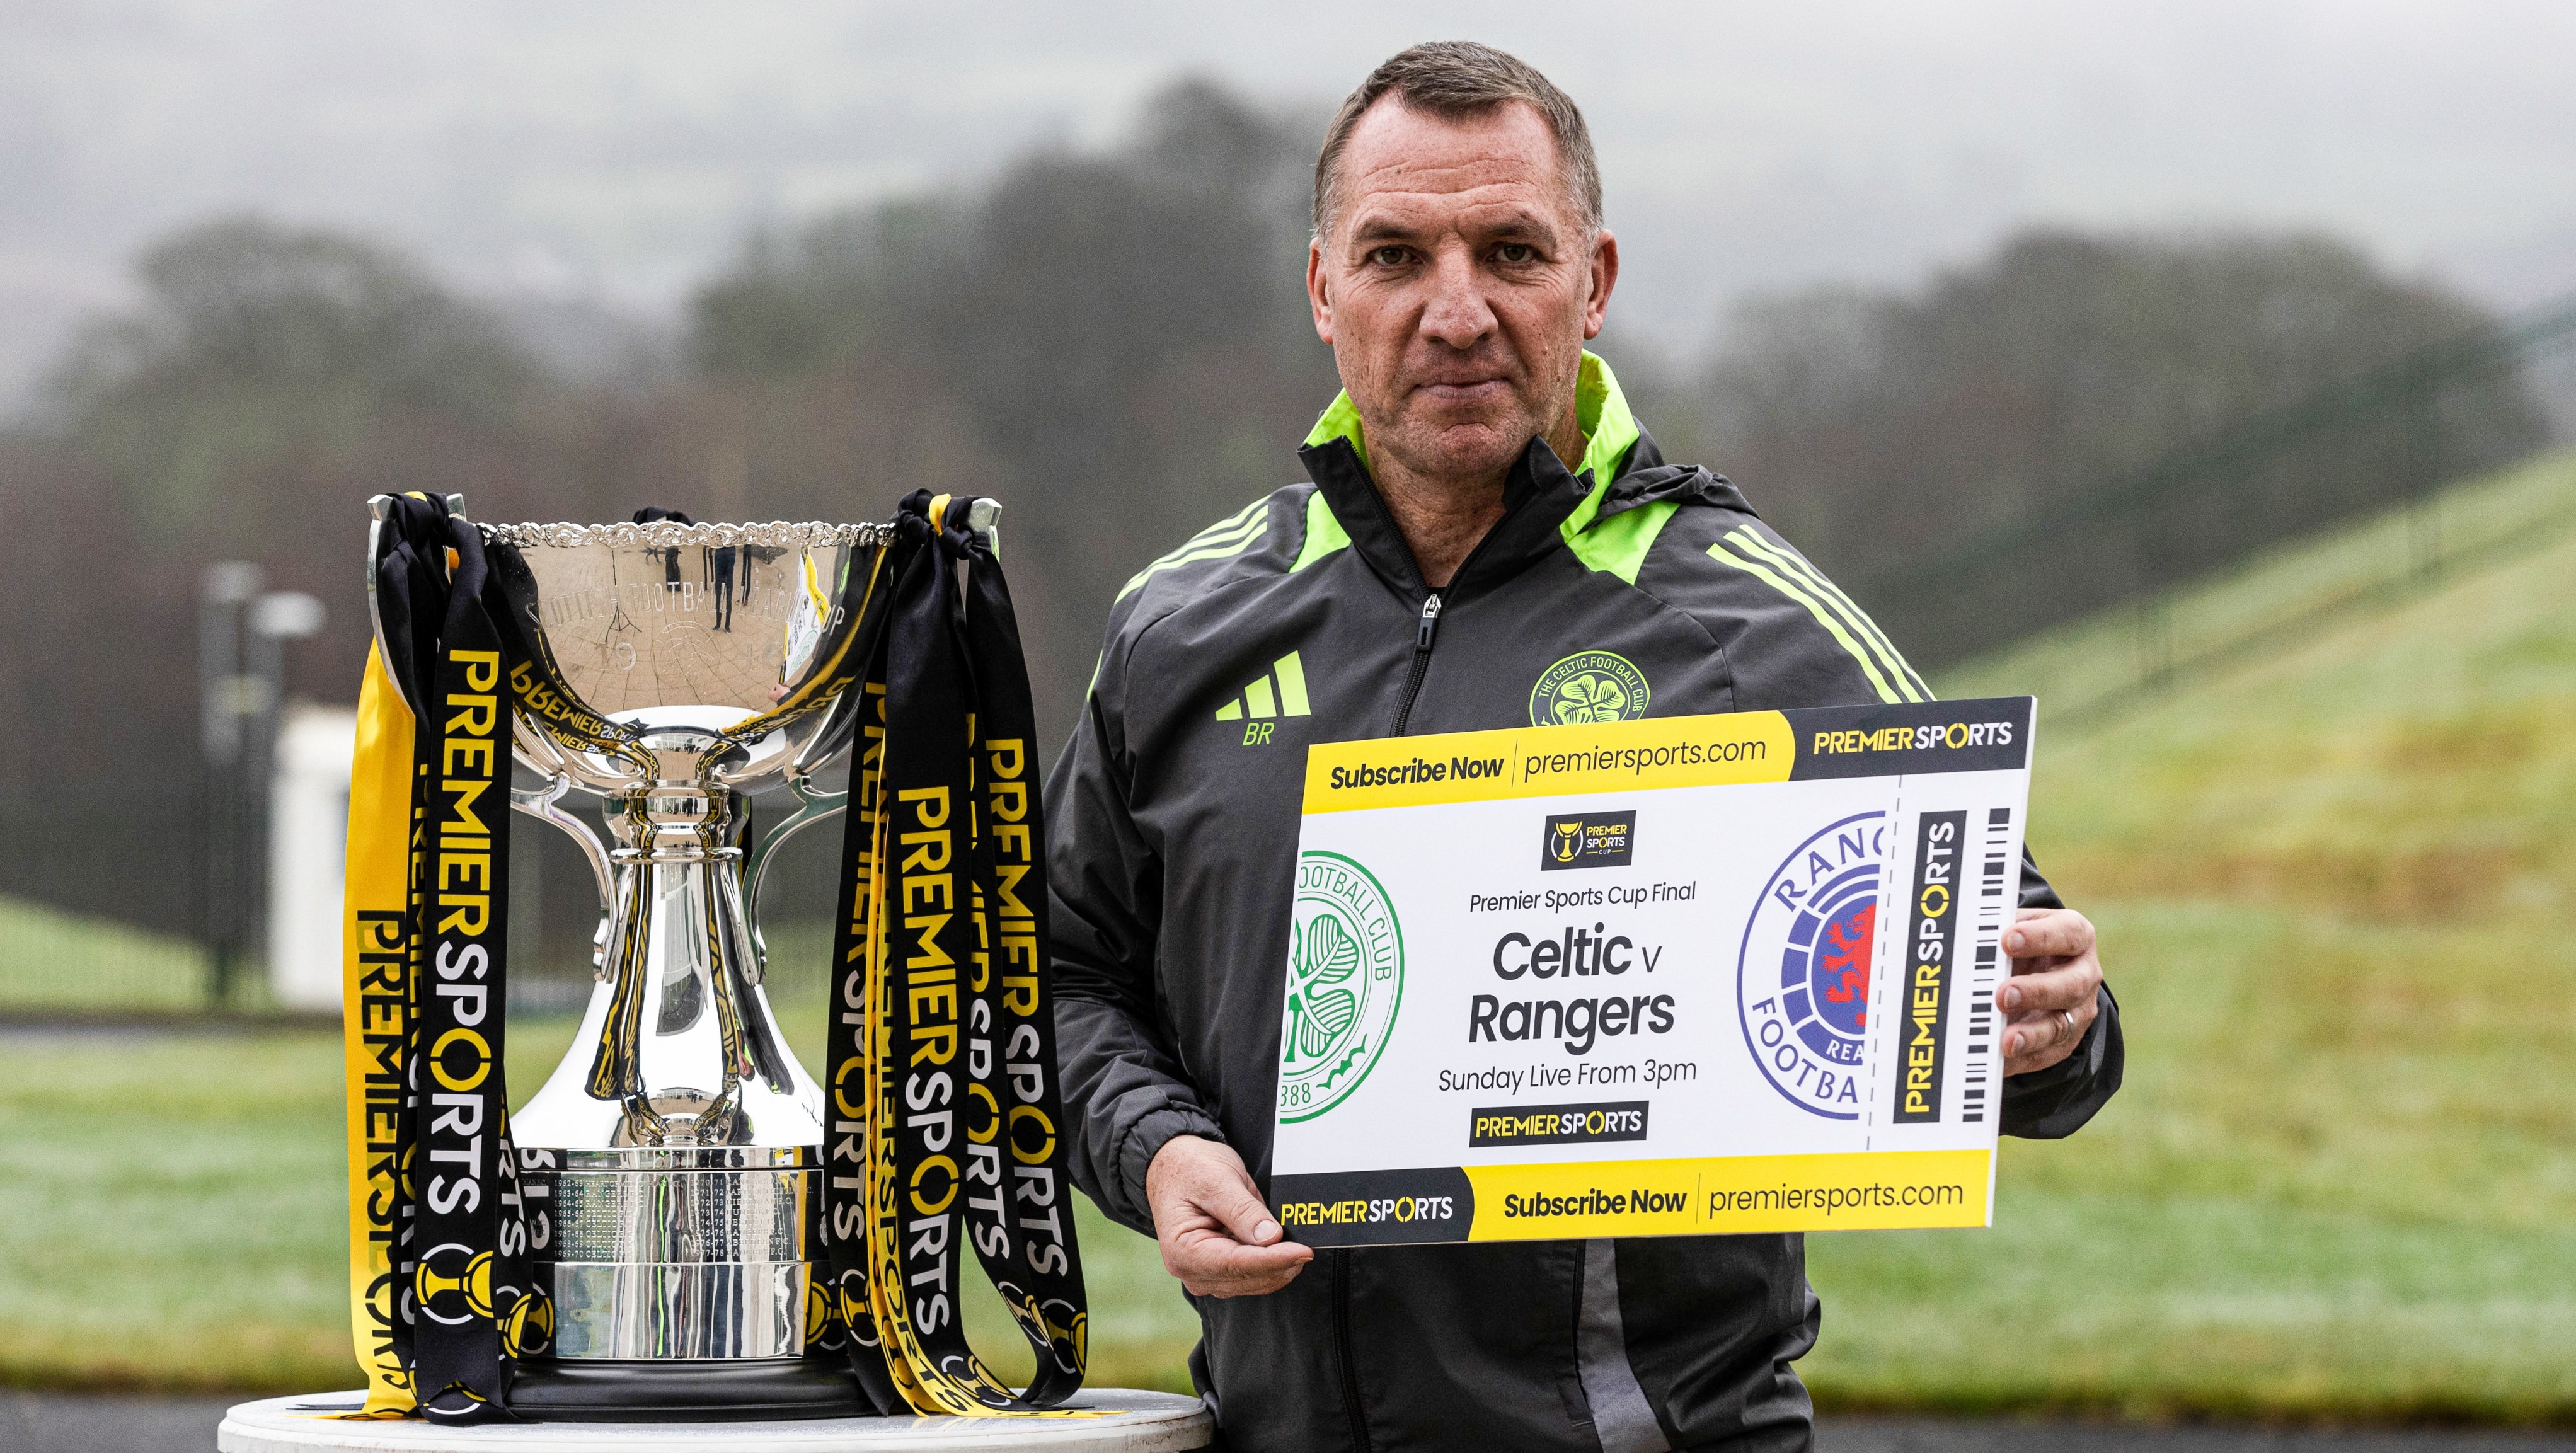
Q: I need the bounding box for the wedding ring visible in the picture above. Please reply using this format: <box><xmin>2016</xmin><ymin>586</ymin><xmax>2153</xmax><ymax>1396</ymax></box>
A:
<box><xmin>2056</xmin><ymin>1009</ymin><xmax>2078</xmax><ymax>1043</ymax></box>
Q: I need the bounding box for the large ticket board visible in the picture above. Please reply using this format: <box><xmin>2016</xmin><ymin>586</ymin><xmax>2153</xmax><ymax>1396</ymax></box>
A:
<box><xmin>1266</xmin><ymin>698</ymin><xmax>2034</xmax><ymax>1246</ymax></box>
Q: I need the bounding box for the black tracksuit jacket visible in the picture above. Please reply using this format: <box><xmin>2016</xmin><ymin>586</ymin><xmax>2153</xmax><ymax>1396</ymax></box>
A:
<box><xmin>1044</xmin><ymin>360</ymin><xmax>2123</xmax><ymax>1452</ymax></box>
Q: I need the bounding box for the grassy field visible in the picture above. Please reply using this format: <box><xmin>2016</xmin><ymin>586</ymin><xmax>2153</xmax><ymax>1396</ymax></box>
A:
<box><xmin>0</xmin><ymin>897</ymin><xmax>222</xmax><ymax>1014</ymax></box>
<box><xmin>4</xmin><ymin>454</ymin><xmax>2574</xmax><ymax>1418</ymax></box>
<box><xmin>1794</xmin><ymin>451</ymin><xmax>2576</xmax><ymax>1421</ymax></box>
<box><xmin>1946</xmin><ymin>447</ymin><xmax>2576</xmax><ymax>723</ymax></box>
<box><xmin>0</xmin><ymin>1017</ymin><xmax>1199</xmax><ymax>1395</ymax></box>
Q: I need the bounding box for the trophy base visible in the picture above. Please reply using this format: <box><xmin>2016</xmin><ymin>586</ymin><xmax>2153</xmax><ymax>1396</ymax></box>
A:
<box><xmin>508</xmin><ymin>1357</ymin><xmax>867</xmax><ymax>1421</ymax></box>
<box><xmin>217</xmin><ymin>1387</ymin><xmax>1216</xmax><ymax>1450</ymax></box>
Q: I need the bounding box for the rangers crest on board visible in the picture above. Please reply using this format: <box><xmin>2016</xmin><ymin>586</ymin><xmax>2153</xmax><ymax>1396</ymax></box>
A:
<box><xmin>1736</xmin><ymin>811</ymin><xmax>1889</xmax><ymax>1120</ymax></box>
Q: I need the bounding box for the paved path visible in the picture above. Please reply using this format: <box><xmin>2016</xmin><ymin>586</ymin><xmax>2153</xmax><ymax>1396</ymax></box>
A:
<box><xmin>5</xmin><ymin>1392</ymin><xmax>241</xmax><ymax>1452</ymax></box>
<box><xmin>9</xmin><ymin>1393</ymin><xmax>2574</xmax><ymax>1452</ymax></box>
<box><xmin>1822</xmin><ymin>1418</ymin><xmax>2576</xmax><ymax>1452</ymax></box>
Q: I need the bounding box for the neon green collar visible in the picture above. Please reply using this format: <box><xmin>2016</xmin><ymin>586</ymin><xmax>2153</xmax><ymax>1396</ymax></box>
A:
<box><xmin>1301</xmin><ymin>351</ymin><xmax>1642</xmax><ymax>503</ymax></box>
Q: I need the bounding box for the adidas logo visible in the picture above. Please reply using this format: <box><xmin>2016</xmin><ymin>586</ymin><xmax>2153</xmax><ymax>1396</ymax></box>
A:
<box><xmin>1216</xmin><ymin>651</ymin><xmax>1309</xmax><ymax>744</ymax></box>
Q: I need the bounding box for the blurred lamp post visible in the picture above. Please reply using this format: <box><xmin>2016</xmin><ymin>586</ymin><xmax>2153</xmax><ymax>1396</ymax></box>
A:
<box><xmin>197</xmin><ymin>563</ymin><xmax>326</xmax><ymax>1008</ymax></box>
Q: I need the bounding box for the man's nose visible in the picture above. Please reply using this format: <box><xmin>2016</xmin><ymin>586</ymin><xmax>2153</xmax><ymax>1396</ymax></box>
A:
<box><xmin>1417</xmin><ymin>244</ymin><xmax>1497</xmax><ymax>348</ymax></box>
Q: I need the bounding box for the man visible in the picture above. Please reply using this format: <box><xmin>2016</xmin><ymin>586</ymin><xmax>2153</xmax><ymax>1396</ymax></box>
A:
<box><xmin>1047</xmin><ymin>42</ymin><xmax>2121</xmax><ymax>1452</ymax></box>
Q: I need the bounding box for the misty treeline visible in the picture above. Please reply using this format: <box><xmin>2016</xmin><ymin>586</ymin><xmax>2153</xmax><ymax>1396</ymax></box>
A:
<box><xmin>0</xmin><ymin>78</ymin><xmax>2549</xmax><ymax>936</ymax></box>
<box><xmin>1647</xmin><ymin>234</ymin><xmax>2548</xmax><ymax>657</ymax></box>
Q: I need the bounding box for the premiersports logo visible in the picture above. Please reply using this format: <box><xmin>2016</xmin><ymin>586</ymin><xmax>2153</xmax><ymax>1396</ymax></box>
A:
<box><xmin>1530</xmin><ymin>650</ymin><xmax>1650</xmax><ymax>726</ymax></box>
<box><xmin>1892</xmin><ymin>811</ymin><xmax>1965</xmax><ymax>1124</ymax></box>
<box><xmin>1216</xmin><ymin>650</ymin><xmax>1311</xmax><ymax>745</ymax></box>
<box><xmin>1736</xmin><ymin>812</ymin><xmax>1889</xmax><ymax>1120</ymax></box>
<box><xmin>1469</xmin><ymin>1100</ymin><xmax>1650</xmax><ymax>1147</ymax></box>
<box><xmin>1541</xmin><ymin>810</ymin><xmax>1635</xmax><ymax>871</ymax></box>
<box><xmin>1277</xmin><ymin>851</ymin><xmax>1403</xmax><ymax>1123</ymax></box>
<box><xmin>1269</xmin><ymin>1166</ymin><xmax>1473</xmax><ymax>1245</ymax></box>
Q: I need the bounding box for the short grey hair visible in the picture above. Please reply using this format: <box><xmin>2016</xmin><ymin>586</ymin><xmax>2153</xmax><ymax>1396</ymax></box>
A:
<box><xmin>1313</xmin><ymin>42</ymin><xmax>1604</xmax><ymax>243</ymax></box>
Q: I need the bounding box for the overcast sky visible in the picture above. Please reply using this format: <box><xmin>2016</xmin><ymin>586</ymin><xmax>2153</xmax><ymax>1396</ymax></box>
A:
<box><xmin>7</xmin><ymin>0</ymin><xmax>2576</xmax><ymax>408</ymax></box>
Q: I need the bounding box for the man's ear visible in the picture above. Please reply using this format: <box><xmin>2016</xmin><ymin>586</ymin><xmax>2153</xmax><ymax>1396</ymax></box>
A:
<box><xmin>1582</xmin><ymin>228</ymin><xmax>1620</xmax><ymax>341</ymax></box>
<box><xmin>1308</xmin><ymin>241</ymin><xmax>1336</xmax><ymax>345</ymax></box>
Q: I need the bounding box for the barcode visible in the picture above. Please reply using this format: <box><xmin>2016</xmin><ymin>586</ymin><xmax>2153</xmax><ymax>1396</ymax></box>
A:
<box><xmin>1961</xmin><ymin>808</ymin><xmax>2012</xmax><ymax>1122</ymax></box>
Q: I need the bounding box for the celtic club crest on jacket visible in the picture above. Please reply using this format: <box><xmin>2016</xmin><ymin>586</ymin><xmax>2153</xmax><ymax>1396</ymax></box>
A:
<box><xmin>1529</xmin><ymin>649</ymin><xmax>1650</xmax><ymax>726</ymax></box>
<box><xmin>1279</xmin><ymin>851</ymin><xmax>1404</xmax><ymax>1122</ymax></box>
<box><xmin>1736</xmin><ymin>811</ymin><xmax>1889</xmax><ymax>1119</ymax></box>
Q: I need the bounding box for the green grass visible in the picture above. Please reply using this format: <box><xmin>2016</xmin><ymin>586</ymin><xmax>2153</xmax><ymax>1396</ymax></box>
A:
<box><xmin>0</xmin><ymin>1018</ymin><xmax>1198</xmax><ymax>1395</ymax></box>
<box><xmin>0</xmin><ymin>896</ymin><xmax>227</xmax><ymax>1013</ymax></box>
<box><xmin>9</xmin><ymin>452</ymin><xmax>2576</xmax><ymax>1418</ymax></box>
<box><xmin>1804</xmin><ymin>907</ymin><xmax>2576</xmax><ymax>1421</ymax></box>
<box><xmin>1946</xmin><ymin>445</ymin><xmax>2576</xmax><ymax>721</ymax></box>
<box><xmin>1794</xmin><ymin>452</ymin><xmax>2576</xmax><ymax>1422</ymax></box>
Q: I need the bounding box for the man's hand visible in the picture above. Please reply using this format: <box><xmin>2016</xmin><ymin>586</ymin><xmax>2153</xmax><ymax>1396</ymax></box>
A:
<box><xmin>1999</xmin><ymin>907</ymin><xmax>2103</xmax><ymax>1077</ymax></box>
<box><xmin>1145</xmin><ymin>1135</ymin><xmax>1314</xmax><ymax>1298</ymax></box>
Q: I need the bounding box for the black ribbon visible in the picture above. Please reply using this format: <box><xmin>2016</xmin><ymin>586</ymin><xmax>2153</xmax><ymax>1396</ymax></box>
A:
<box><xmin>820</xmin><ymin>493</ymin><xmax>1089</xmax><ymax>1413</ymax></box>
<box><xmin>817</xmin><ymin>512</ymin><xmax>917</xmax><ymax>1415</ymax></box>
<box><xmin>955</xmin><ymin>502</ymin><xmax>1088</xmax><ymax>1404</ymax></box>
<box><xmin>367</xmin><ymin>496</ymin><xmax>546</xmax><ymax>1425</ymax></box>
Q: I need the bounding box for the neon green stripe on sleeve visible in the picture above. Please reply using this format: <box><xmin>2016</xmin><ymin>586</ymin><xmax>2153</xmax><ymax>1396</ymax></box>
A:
<box><xmin>1705</xmin><ymin>539</ymin><xmax>1907</xmax><ymax>705</ymax></box>
<box><xmin>1115</xmin><ymin>501</ymin><xmax>1272</xmax><ymax>600</ymax></box>
<box><xmin>1723</xmin><ymin>529</ymin><xmax>1928</xmax><ymax>701</ymax></box>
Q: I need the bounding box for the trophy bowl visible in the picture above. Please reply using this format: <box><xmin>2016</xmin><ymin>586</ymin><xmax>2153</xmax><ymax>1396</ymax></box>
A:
<box><xmin>370</xmin><ymin>508</ymin><xmax>900</xmax><ymax>1418</ymax></box>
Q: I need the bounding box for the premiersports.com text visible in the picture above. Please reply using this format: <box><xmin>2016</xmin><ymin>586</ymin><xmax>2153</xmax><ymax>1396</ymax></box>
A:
<box><xmin>1521</xmin><ymin>735</ymin><xmax>1768</xmax><ymax>779</ymax></box>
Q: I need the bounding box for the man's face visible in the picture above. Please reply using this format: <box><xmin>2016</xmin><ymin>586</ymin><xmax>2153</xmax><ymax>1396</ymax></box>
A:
<box><xmin>1308</xmin><ymin>96</ymin><xmax>1617</xmax><ymax>486</ymax></box>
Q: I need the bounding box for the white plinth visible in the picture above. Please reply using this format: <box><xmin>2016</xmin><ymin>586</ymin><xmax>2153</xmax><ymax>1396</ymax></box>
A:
<box><xmin>218</xmin><ymin>1390</ymin><xmax>1213</xmax><ymax>1453</ymax></box>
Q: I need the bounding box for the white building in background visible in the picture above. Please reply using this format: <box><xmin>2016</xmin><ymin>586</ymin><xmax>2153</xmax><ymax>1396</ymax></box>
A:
<box><xmin>270</xmin><ymin>704</ymin><xmax>355</xmax><ymax>1011</ymax></box>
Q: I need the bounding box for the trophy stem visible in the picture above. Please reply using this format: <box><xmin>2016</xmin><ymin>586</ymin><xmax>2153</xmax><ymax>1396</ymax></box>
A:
<box><xmin>511</xmin><ymin>776</ymin><xmax>846</xmax><ymax>1413</ymax></box>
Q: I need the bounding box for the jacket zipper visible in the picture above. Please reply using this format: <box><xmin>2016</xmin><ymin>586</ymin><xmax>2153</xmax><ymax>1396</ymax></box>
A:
<box><xmin>1380</xmin><ymin>478</ymin><xmax>1523</xmax><ymax>736</ymax></box>
<box><xmin>1388</xmin><ymin>592</ymin><xmax>1444</xmax><ymax>737</ymax></box>
<box><xmin>1333</xmin><ymin>1249</ymin><xmax>1371</xmax><ymax>1451</ymax></box>
<box><xmin>1349</xmin><ymin>495</ymin><xmax>1513</xmax><ymax>1447</ymax></box>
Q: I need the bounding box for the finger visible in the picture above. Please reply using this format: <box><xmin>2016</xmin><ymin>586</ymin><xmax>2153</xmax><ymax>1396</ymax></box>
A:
<box><xmin>2001</xmin><ymin>1033</ymin><xmax>2076</xmax><ymax>1077</ymax></box>
<box><xmin>2003</xmin><ymin>909</ymin><xmax>2093</xmax><ymax>962</ymax></box>
<box><xmin>1996</xmin><ymin>960</ymin><xmax>2099</xmax><ymax>1015</ymax></box>
<box><xmin>2000</xmin><ymin>1008</ymin><xmax>2076</xmax><ymax>1059</ymax></box>
<box><xmin>1175</xmin><ymin>1233</ymin><xmax>1311</xmax><ymax>1274</ymax></box>
<box><xmin>1199</xmin><ymin>1168</ymin><xmax>1287</xmax><ymax>1247</ymax></box>
<box><xmin>2001</xmin><ymin>984</ymin><xmax>2098</xmax><ymax>1057</ymax></box>
<box><xmin>2001</xmin><ymin>1023</ymin><xmax>2066</xmax><ymax>1073</ymax></box>
<box><xmin>1170</xmin><ymin>1232</ymin><xmax>1311</xmax><ymax>1290</ymax></box>
<box><xmin>1188</xmin><ymin>1258</ymin><xmax>1309</xmax><ymax>1299</ymax></box>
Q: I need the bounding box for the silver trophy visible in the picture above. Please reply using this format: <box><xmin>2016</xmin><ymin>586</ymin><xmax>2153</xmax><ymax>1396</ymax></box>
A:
<box><xmin>364</xmin><ymin>500</ymin><xmax>982</xmax><ymax>1417</ymax></box>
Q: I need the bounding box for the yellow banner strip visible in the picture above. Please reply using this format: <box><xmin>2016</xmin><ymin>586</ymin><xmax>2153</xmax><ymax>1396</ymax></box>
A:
<box><xmin>340</xmin><ymin>646</ymin><xmax>417</xmax><ymax>1416</ymax></box>
<box><xmin>1461</xmin><ymin>1149</ymin><xmax>1991</xmax><ymax>1239</ymax></box>
<box><xmin>1301</xmin><ymin>711</ymin><xmax>1795</xmax><ymax>814</ymax></box>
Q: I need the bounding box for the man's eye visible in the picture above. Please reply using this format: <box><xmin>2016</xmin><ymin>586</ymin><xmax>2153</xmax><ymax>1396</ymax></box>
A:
<box><xmin>1369</xmin><ymin>246</ymin><xmax>1410</xmax><ymax>267</ymax></box>
<box><xmin>1497</xmin><ymin>243</ymin><xmax>1538</xmax><ymax>264</ymax></box>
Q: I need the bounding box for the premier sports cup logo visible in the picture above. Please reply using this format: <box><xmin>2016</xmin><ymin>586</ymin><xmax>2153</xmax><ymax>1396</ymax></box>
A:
<box><xmin>1736</xmin><ymin>811</ymin><xmax>1889</xmax><ymax>1120</ymax></box>
<box><xmin>414</xmin><ymin>1244</ymin><xmax>496</xmax><ymax>1327</ymax></box>
<box><xmin>1278</xmin><ymin>851</ymin><xmax>1404</xmax><ymax>1123</ymax></box>
<box><xmin>1540</xmin><ymin>810</ymin><xmax>1636</xmax><ymax>870</ymax></box>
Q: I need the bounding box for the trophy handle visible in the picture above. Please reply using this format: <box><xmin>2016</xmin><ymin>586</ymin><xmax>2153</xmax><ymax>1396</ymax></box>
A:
<box><xmin>510</xmin><ymin>773</ymin><xmax>620</xmax><ymax>979</ymax></box>
<box><xmin>363</xmin><ymin>501</ymin><xmax>406</xmax><ymax>713</ymax></box>
<box><xmin>740</xmin><ymin>774</ymin><xmax>847</xmax><ymax>982</ymax></box>
<box><xmin>967</xmin><ymin>496</ymin><xmax>1002</xmax><ymax>560</ymax></box>
<box><xmin>776</xmin><ymin>500</ymin><xmax>999</xmax><ymax>781</ymax></box>
<box><xmin>363</xmin><ymin>491</ymin><xmax>470</xmax><ymax>715</ymax></box>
